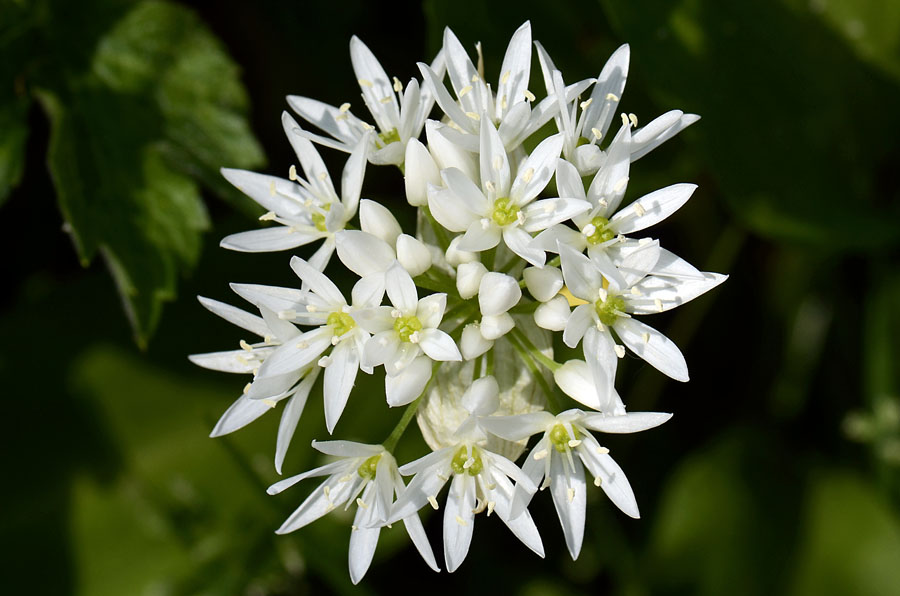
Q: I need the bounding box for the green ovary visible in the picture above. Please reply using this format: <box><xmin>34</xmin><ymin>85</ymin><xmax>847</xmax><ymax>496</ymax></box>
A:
<box><xmin>327</xmin><ymin>311</ymin><xmax>356</xmax><ymax>337</ymax></box>
<box><xmin>594</xmin><ymin>294</ymin><xmax>625</xmax><ymax>326</ymax></box>
<box><xmin>393</xmin><ymin>315</ymin><xmax>423</xmax><ymax>342</ymax></box>
<box><xmin>450</xmin><ymin>445</ymin><xmax>483</xmax><ymax>476</ymax></box>
<box><xmin>311</xmin><ymin>203</ymin><xmax>331</xmax><ymax>233</ymax></box>
<box><xmin>357</xmin><ymin>454</ymin><xmax>382</xmax><ymax>480</ymax></box>
<box><xmin>377</xmin><ymin>128</ymin><xmax>401</xmax><ymax>147</ymax></box>
<box><xmin>549</xmin><ymin>423</ymin><xmax>580</xmax><ymax>452</ymax></box>
<box><xmin>586</xmin><ymin>216</ymin><xmax>615</xmax><ymax>245</ymax></box>
<box><xmin>491</xmin><ymin>197</ymin><xmax>520</xmax><ymax>227</ymax></box>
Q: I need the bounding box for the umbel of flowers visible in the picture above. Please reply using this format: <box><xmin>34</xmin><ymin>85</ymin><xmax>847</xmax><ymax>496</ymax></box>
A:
<box><xmin>191</xmin><ymin>21</ymin><xmax>725</xmax><ymax>583</ymax></box>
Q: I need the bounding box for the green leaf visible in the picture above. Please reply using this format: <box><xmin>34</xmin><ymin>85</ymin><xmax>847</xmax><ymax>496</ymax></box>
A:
<box><xmin>597</xmin><ymin>0</ymin><xmax>900</xmax><ymax>252</ymax></box>
<box><xmin>36</xmin><ymin>0</ymin><xmax>265</xmax><ymax>345</ymax></box>
<box><xmin>788</xmin><ymin>471</ymin><xmax>900</xmax><ymax>596</ymax></box>
<box><xmin>0</xmin><ymin>91</ymin><xmax>28</xmax><ymax>206</ymax></box>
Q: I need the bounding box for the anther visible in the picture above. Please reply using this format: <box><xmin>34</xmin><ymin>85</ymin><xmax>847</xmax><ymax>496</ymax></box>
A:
<box><xmin>358</xmin><ymin>79</ymin><xmax>373</xmax><ymax>88</ymax></box>
<box><xmin>242</xmin><ymin>382</ymin><xmax>251</xmax><ymax>394</ymax></box>
<box><xmin>580</xmin><ymin>98</ymin><xmax>593</xmax><ymax>110</ymax></box>
<box><xmin>614</xmin><ymin>345</ymin><xmax>626</xmax><ymax>358</ymax></box>
<box><xmin>522</xmin><ymin>167</ymin><xmax>535</xmax><ymax>183</ymax></box>
<box><xmin>533</xmin><ymin>449</ymin><xmax>549</xmax><ymax>460</ymax></box>
<box><xmin>606</xmin><ymin>92</ymin><xmax>619</xmax><ymax>102</ymax></box>
<box><xmin>240</xmin><ymin>340</ymin><xmax>253</xmax><ymax>352</ymax></box>
<box><xmin>289</xmin><ymin>164</ymin><xmax>298</xmax><ymax>180</ymax></box>
<box><xmin>269</xmin><ymin>180</ymin><xmax>276</xmax><ymax>196</ymax></box>
<box><xmin>634</xmin><ymin>203</ymin><xmax>646</xmax><ymax>217</ymax></box>
<box><xmin>629</xmin><ymin>113</ymin><xmax>638</xmax><ymax>127</ymax></box>
<box><xmin>356</xmin><ymin>498</ymin><xmax>369</xmax><ymax>509</ymax></box>
<box><xmin>591</xmin><ymin>127</ymin><xmax>603</xmax><ymax>140</ymax></box>
<box><xmin>392</xmin><ymin>77</ymin><xmax>403</xmax><ymax>92</ymax></box>
<box><xmin>455</xmin><ymin>516</ymin><xmax>468</xmax><ymax>526</ymax></box>
<box><xmin>339</xmin><ymin>103</ymin><xmax>351</xmax><ymax>113</ymax></box>
<box><xmin>428</xmin><ymin>495</ymin><xmax>440</xmax><ymax>510</ymax></box>
<box><xmin>655</xmin><ymin>298</ymin><xmax>664</xmax><ymax>312</ymax></box>
<box><xmin>523</xmin><ymin>89</ymin><xmax>536</xmax><ymax>102</ymax></box>
<box><xmin>501</xmin><ymin>70</ymin><xmax>510</xmax><ymax>84</ymax></box>
<box><xmin>459</xmin><ymin>85</ymin><xmax>473</xmax><ymax>98</ymax></box>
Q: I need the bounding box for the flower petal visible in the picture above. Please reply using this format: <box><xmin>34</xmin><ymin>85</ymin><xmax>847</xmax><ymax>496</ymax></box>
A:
<box><xmin>359</xmin><ymin>199</ymin><xmax>401</xmax><ymax>246</ymax></box>
<box><xmin>275</xmin><ymin>371</ymin><xmax>319</xmax><ymax>473</ymax></box>
<box><xmin>580</xmin><ymin>412</ymin><xmax>673</xmax><ymax>434</ymax></box>
<box><xmin>210</xmin><ymin>394</ymin><xmax>272</xmax><ymax>437</ymax></box>
<box><xmin>549</xmin><ymin>449</ymin><xmax>586</xmax><ymax>560</ymax></box>
<box><xmin>385</xmin><ymin>356</ymin><xmax>432</xmax><ymax>406</ymax></box>
<box><xmin>610</xmin><ymin>183</ymin><xmax>697</xmax><ymax>234</ymax></box>
<box><xmin>479</xmin><ymin>272</ymin><xmax>522</xmax><ymax>317</ymax></box>
<box><xmin>615</xmin><ymin>317</ymin><xmax>689</xmax><ymax>382</ymax></box>
<box><xmin>510</xmin><ymin>133</ymin><xmax>563</xmax><ymax>206</ymax></box>
<box><xmin>323</xmin><ymin>340</ymin><xmax>361</xmax><ymax>433</ymax></box>
<box><xmin>418</xmin><ymin>329</ymin><xmax>462</xmax><ymax>362</ymax></box>
<box><xmin>290</xmin><ymin>256</ymin><xmax>345</xmax><ymax>306</ymax></box>
<box><xmin>522</xmin><ymin>198</ymin><xmax>591</xmax><ymax>233</ymax></box>
<box><xmin>503</xmin><ymin>226</ymin><xmax>545</xmax><ymax>267</ymax></box>
<box><xmin>336</xmin><ymin>230</ymin><xmax>396</xmax><ymax>277</ymax></box>
<box><xmin>534</xmin><ymin>295</ymin><xmax>570</xmax><ymax>331</ymax></box>
<box><xmin>443</xmin><ymin>474</ymin><xmax>476</xmax><ymax>573</ymax></box>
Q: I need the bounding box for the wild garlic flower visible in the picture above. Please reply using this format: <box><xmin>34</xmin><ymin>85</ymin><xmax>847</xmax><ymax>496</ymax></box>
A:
<box><xmin>357</xmin><ymin>262</ymin><xmax>462</xmax><ymax>406</ymax></box>
<box><xmin>535</xmin><ymin>42</ymin><xmax>699</xmax><ymax>175</ymax></box>
<box><xmin>250</xmin><ymin>257</ymin><xmax>381</xmax><ymax>433</ymax></box>
<box><xmin>196</xmin><ymin>19</ymin><xmax>726</xmax><ymax>581</ymax></box>
<box><xmin>481</xmin><ymin>409</ymin><xmax>671</xmax><ymax>560</ymax></box>
<box><xmin>220</xmin><ymin>117</ymin><xmax>367</xmax><ymax>268</ymax></box>
<box><xmin>388</xmin><ymin>379</ymin><xmax>543</xmax><ymax>572</ymax></box>
<box><xmin>268</xmin><ymin>441</ymin><xmax>440</xmax><ymax>583</ymax></box>
<box><xmin>288</xmin><ymin>38</ymin><xmax>445</xmax><ymax>166</ymax></box>
<box><xmin>428</xmin><ymin>119</ymin><xmax>589</xmax><ymax>267</ymax></box>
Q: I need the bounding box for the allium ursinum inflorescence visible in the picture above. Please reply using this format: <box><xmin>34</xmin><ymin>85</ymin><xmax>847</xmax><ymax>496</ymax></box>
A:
<box><xmin>191</xmin><ymin>20</ymin><xmax>727</xmax><ymax>581</ymax></box>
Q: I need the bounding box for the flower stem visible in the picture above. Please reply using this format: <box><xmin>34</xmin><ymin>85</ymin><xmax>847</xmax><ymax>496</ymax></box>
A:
<box><xmin>383</xmin><ymin>361</ymin><xmax>441</xmax><ymax>452</ymax></box>
<box><xmin>511</xmin><ymin>327</ymin><xmax>561</xmax><ymax>372</ymax></box>
<box><xmin>508</xmin><ymin>332</ymin><xmax>561</xmax><ymax>413</ymax></box>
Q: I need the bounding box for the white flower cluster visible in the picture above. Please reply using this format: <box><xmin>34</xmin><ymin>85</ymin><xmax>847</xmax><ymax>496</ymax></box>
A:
<box><xmin>191</xmin><ymin>21</ymin><xmax>726</xmax><ymax>582</ymax></box>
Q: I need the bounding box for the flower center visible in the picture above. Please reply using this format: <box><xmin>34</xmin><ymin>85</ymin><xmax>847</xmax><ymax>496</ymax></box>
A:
<box><xmin>549</xmin><ymin>423</ymin><xmax>580</xmax><ymax>452</ymax></box>
<box><xmin>393</xmin><ymin>315</ymin><xmax>423</xmax><ymax>342</ymax></box>
<box><xmin>586</xmin><ymin>216</ymin><xmax>615</xmax><ymax>245</ymax></box>
<box><xmin>311</xmin><ymin>203</ymin><xmax>331</xmax><ymax>233</ymax></box>
<box><xmin>327</xmin><ymin>311</ymin><xmax>356</xmax><ymax>337</ymax></box>
<box><xmin>377</xmin><ymin>127</ymin><xmax>401</xmax><ymax>147</ymax></box>
<box><xmin>491</xmin><ymin>197</ymin><xmax>520</xmax><ymax>227</ymax></box>
<box><xmin>357</xmin><ymin>453</ymin><xmax>382</xmax><ymax>480</ymax></box>
<box><xmin>450</xmin><ymin>445</ymin><xmax>483</xmax><ymax>476</ymax></box>
<box><xmin>594</xmin><ymin>293</ymin><xmax>626</xmax><ymax>326</ymax></box>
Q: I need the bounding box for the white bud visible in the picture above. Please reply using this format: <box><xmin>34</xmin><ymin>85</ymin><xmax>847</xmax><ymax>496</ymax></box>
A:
<box><xmin>480</xmin><ymin>312</ymin><xmax>515</xmax><ymax>340</ymax></box>
<box><xmin>523</xmin><ymin>266</ymin><xmax>563</xmax><ymax>303</ymax></box>
<box><xmin>359</xmin><ymin>199</ymin><xmax>402</xmax><ymax>246</ymax></box>
<box><xmin>425</xmin><ymin>120</ymin><xmax>478</xmax><ymax>182</ymax></box>
<box><xmin>478</xmin><ymin>272</ymin><xmax>521</xmax><ymax>317</ymax></box>
<box><xmin>445</xmin><ymin>235</ymin><xmax>478</xmax><ymax>267</ymax></box>
<box><xmin>397</xmin><ymin>234</ymin><xmax>433</xmax><ymax>277</ymax></box>
<box><xmin>461</xmin><ymin>324</ymin><xmax>493</xmax><ymax>360</ymax></box>
<box><xmin>534</xmin><ymin>295</ymin><xmax>570</xmax><ymax>331</ymax></box>
<box><xmin>404</xmin><ymin>138</ymin><xmax>441</xmax><ymax>207</ymax></box>
<box><xmin>456</xmin><ymin>262</ymin><xmax>488</xmax><ymax>299</ymax></box>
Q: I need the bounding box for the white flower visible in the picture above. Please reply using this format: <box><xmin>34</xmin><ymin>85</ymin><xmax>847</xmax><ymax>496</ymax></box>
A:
<box><xmin>268</xmin><ymin>440</ymin><xmax>440</xmax><ymax>583</ymax></box>
<box><xmin>287</xmin><ymin>38</ymin><xmax>445</xmax><ymax>166</ymax></box>
<box><xmin>535</xmin><ymin>157</ymin><xmax>703</xmax><ymax>288</ymax></box>
<box><xmin>189</xmin><ymin>296</ymin><xmax>320</xmax><ymax>473</ymax></box>
<box><xmin>419</xmin><ymin>22</ymin><xmax>592</xmax><ymax>153</ymax></box>
<box><xmin>220</xmin><ymin>116</ymin><xmax>368</xmax><ymax>272</ymax></box>
<box><xmin>481</xmin><ymin>409</ymin><xmax>671</xmax><ymax>560</ymax></box>
<box><xmin>357</xmin><ymin>262</ymin><xmax>462</xmax><ymax>406</ymax></box>
<box><xmin>251</xmin><ymin>257</ymin><xmax>381</xmax><ymax>433</ymax></box>
<box><xmin>557</xmin><ymin>241</ymin><xmax>726</xmax><ymax>407</ymax></box>
<box><xmin>427</xmin><ymin>118</ymin><xmax>589</xmax><ymax>267</ymax></box>
<box><xmin>388</xmin><ymin>380</ymin><xmax>544</xmax><ymax>572</ymax></box>
<box><xmin>535</xmin><ymin>43</ymin><xmax>699</xmax><ymax>175</ymax></box>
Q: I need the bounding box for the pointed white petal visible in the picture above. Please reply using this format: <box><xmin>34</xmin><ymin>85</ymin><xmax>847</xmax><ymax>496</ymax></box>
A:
<box><xmin>386</xmin><ymin>262</ymin><xmax>418</xmax><ymax>313</ymax></box>
<box><xmin>416</xmin><ymin>293</ymin><xmax>447</xmax><ymax>329</ymax></box>
<box><xmin>348</xmin><ymin>525</ymin><xmax>380</xmax><ymax>585</ymax></box>
<box><xmin>480</xmin><ymin>313</ymin><xmax>515</xmax><ymax>341</ymax></box>
<box><xmin>197</xmin><ymin>296</ymin><xmax>269</xmax><ymax>337</ymax></box>
<box><xmin>275</xmin><ymin>372</ymin><xmax>318</xmax><ymax>473</ymax></box>
<box><xmin>460</xmin><ymin>324</ymin><xmax>493</xmax><ymax>360</ymax></box>
<box><xmin>220</xmin><ymin>168</ymin><xmax>305</xmax><ymax>216</ymax></box>
<box><xmin>559</xmin><ymin>243</ymin><xmax>601</xmax><ymax>300</ymax></box>
<box><xmin>443</xmin><ymin>474</ymin><xmax>476</xmax><ymax>573</ymax></box>
<box><xmin>523</xmin><ymin>198</ymin><xmax>591</xmax><ymax>233</ymax></box>
<box><xmin>458</xmin><ymin>220</ymin><xmax>502</xmax><ymax>253</ymax></box>
<box><xmin>289</xmin><ymin>256</ymin><xmax>345</xmax><ymax>306</ymax></box>
<box><xmin>323</xmin><ymin>341</ymin><xmax>361</xmax><ymax>433</ymax></box>
<box><xmin>549</xmin><ymin>450</ymin><xmax>586</xmax><ymax>560</ymax></box>
<box><xmin>480</xmin><ymin>412</ymin><xmax>554</xmax><ymax>441</ymax></box>
<box><xmin>503</xmin><ymin>226</ymin><xmax>545</xmax><ymax>267</ymax></box>
<box><xmin>220</xmin><ymin>227</ymin><xmax>319</xmax><ymax>253</ymax></box>
<box><xmin>581</xmin><ymin>411</ymin><xmax>673</xmax><ymax>434</ymax></box>
<box><xmin>418</xmin><ymin>329</ymin><xmax>462</xmax><ymax>362</ymax></box>
<box><xmin>510</xmin><ymin>134</ymin><xmax>564</xmax><ymax>206</ymax></box>
<box><xmin>611</xmin><ymin>183</ymin><xmax>697</xmax><ymax>234</ymax></box>
<box><xmin>479</xmin><ymin>118</ymin><xmax>511</xmax><ymax>197</ymax></box>
<box><xmin>386</xmin><ymin>356</ymin><xmax>432</xmax><ymax>406</ymax></box>
<box><xmin>578</xmin><ymin>437</ymin><xmax>639</xmax><ymax>518</ymax></box>
<box><xmin>615</xmin><ymin>317</ymin><xmax>689</xmax><ymax>381</ymax></box>
<box><xmin>209</xmin><ymin>394</ymin><xmax>271</xmax><ymax>437</ymax></box>
<box><xmin>402</xmin><ymin>514</ymin><xmax>441</xmax><ymax>572</ymax></box>
<box><xmin>562</xmin><ymin>303</ymin><xmax>594</xmax><ymax>348</ymax></box>
<box><xmin>554</xmin><ymin>359</ymin><xmax>604</xmax><ymax>410</ymax></box>
<box><xmin>456</xmin><ymin>262</ymin><xmax>488</xmax><ymax>300</ymax></box>
<box><xmin>460</xmin><ymin>375</ymin><xmax>500</xmax><ymax>416</ymax></box>
<box><xmin>257</xmin><ymin>327</ymin><xmax>332</xmax><ymax>378</ymax></box>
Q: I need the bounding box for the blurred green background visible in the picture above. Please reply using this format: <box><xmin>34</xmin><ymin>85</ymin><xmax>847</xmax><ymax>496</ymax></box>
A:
<box><xmin>3</xmin><ymin>0</ymin><xmax>900</xmax><ymax>594</ymax></box>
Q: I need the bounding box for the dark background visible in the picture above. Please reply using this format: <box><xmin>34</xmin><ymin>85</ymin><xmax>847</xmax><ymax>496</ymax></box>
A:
<box><xmin>2</xmin><ymin>0</ymin><xmax>900</xmax><ymax>594</ymax></box>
